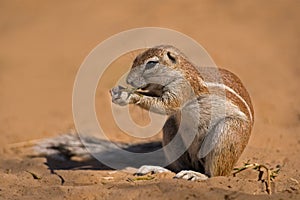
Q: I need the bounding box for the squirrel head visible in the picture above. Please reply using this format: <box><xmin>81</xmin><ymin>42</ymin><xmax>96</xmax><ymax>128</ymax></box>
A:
<box><xmin>126</xmin><ymin>45</ymin><xmax>206</xmax><ymax>97</ymax></box>
<box><xmin>126</xmin><ymin>45</ymin><xmax>183</xmax><ymax>87</ymax></box>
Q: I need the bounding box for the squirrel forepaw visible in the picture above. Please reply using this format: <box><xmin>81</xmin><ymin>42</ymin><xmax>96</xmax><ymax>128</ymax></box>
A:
<box><xmin>174</xmin><ymin>170</ymin><xmax>208</xmax><ymax>181</ymax></box>
<box><xmin>110</xmin><ymin>85</ymin><xmax>132</xmax><ymax>106</ymax></box>
<box><xmin>134</xmin><ymin>165</ymin><xmax>171</xmax><ymax>176</ymax></box>
<box><xmin>110</xmin><ymin>85</ymin><xmax>141</xmax><ymax>106</ymax></box>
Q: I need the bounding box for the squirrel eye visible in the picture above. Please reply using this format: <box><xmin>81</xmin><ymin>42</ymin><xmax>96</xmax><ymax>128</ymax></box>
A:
<box><xmin>145</xmin><ymin>60</ymin><xmax>158</xmax><ymax>70</ymax></box>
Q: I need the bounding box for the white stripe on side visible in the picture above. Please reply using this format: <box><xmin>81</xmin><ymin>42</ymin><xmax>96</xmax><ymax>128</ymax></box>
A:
<box><xmin>204</xmin><ymin>82</ymin><xmax>253</xmax><ymax>122</ymax></box>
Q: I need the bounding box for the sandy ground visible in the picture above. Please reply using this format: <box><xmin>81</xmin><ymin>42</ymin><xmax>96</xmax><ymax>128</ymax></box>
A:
<box><xmin>1</xmin><ymin>0</ymin><xmax>300</xmax><ymax>199</ymax></box>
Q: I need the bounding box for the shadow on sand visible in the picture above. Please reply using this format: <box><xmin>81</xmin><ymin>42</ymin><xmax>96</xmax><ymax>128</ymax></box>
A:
<box><xmin>33</xmin><ymin>134</ymin><xmax>163</xmax><ymax>171</ymax></box>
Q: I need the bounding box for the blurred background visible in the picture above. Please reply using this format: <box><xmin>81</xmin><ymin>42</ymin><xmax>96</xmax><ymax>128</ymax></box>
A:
<box><xmin>0</xmin><ymin>0</ymin><xmax>299</xmax><ymax>156</ymax></box>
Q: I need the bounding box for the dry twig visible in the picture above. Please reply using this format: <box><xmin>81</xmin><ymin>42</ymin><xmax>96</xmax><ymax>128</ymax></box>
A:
<box><xmin>233</xmin><ymin>161</ymin><xmax>280</xmax><ymax>195</ymax></box>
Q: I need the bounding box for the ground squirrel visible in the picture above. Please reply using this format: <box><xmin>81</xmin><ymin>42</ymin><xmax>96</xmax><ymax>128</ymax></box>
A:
<box><xmin>110</xmin><ymin>45</ymin><xmax>254</xmax><ymax>180</ymax></box>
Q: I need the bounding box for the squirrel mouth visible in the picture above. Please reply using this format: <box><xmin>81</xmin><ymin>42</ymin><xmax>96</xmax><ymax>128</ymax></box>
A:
<box><xmin>135</xmin><ymin>83</ymin><xmax>164</xmax><ymax>97</ymax></box>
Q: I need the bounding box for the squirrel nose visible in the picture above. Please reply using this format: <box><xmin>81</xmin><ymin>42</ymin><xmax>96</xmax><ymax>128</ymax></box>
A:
<box><xmin>126</xmin><ymin>78</ymin><xmax>132</xmax><ymax>85</ymax></box>
<box><xmin>126</xmin><ymin>76</ymin><xmax>138</xmax><ymax>87</ymax></box>
<box><xmin>127</xmin><ymin>80</ymin><xmax>138</xmax><ymax>88</ymax></box>
<box><xmin>126</xmin><ymin>78</ymin><xmax>145</xmax><ymax>88</ymax></box>
<box><xmin>126</xmin><ymin>78</ymin><xmax>136</xmax><ymax>87</ymax></box>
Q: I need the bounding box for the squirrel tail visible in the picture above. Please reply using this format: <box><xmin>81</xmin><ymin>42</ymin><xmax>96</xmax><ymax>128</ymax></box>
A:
<box><xmin>34</xmin><ymin>133</ymin><xmax>128</xmax><ymax>160</ymax></box>
<box><xmin>33</xmin><ymin>133</ymin><xmax>162</xmax><ymax>170</ymax></box>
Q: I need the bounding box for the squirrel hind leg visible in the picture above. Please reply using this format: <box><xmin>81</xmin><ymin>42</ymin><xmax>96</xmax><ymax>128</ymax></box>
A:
<box><xmin>200</xmin><ymin>118</ymin><xmax>251</xmax><ymax>177</ymax></box>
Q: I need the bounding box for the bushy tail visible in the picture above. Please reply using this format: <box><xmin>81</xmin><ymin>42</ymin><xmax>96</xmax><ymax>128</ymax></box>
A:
<box><xmin>34</xmin><ymin>133</ymin><xmax>129</xmax><ymax>160</ymax></box>
<box><xmin>33</xmin><ymin>133</ymin><xmax>162</xmax><ymax>170</ymax></box>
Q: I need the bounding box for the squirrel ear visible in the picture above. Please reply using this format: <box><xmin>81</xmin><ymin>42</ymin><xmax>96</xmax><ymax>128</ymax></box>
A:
<box><xmin>166</xmin><ymin>52</ymin><xmax>176</xmax><ymax>64</ymax></box>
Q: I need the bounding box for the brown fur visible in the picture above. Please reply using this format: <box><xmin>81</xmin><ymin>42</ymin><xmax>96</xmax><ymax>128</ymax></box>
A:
<box><xmin>125</xmin><ymin>45</ymin><xmax>254</xmax><ymax>177</ymax></box>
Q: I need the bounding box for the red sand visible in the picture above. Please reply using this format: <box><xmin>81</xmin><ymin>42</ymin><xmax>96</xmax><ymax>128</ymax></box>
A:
<box><xmin>0</xmin><ymin>1</ymin><xmax>299</xmax><ymax>199</ymax></box>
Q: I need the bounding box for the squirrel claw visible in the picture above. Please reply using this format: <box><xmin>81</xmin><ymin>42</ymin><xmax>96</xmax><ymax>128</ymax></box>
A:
<box><xmin>174</xmin><ymin>170</ymin><xmax>208</xmax><ymax>181</ymax></box>
<box><xmin>134</xmin><ymin>165</ymin><xmax>171</xmax><ymax>176</ymax></box>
